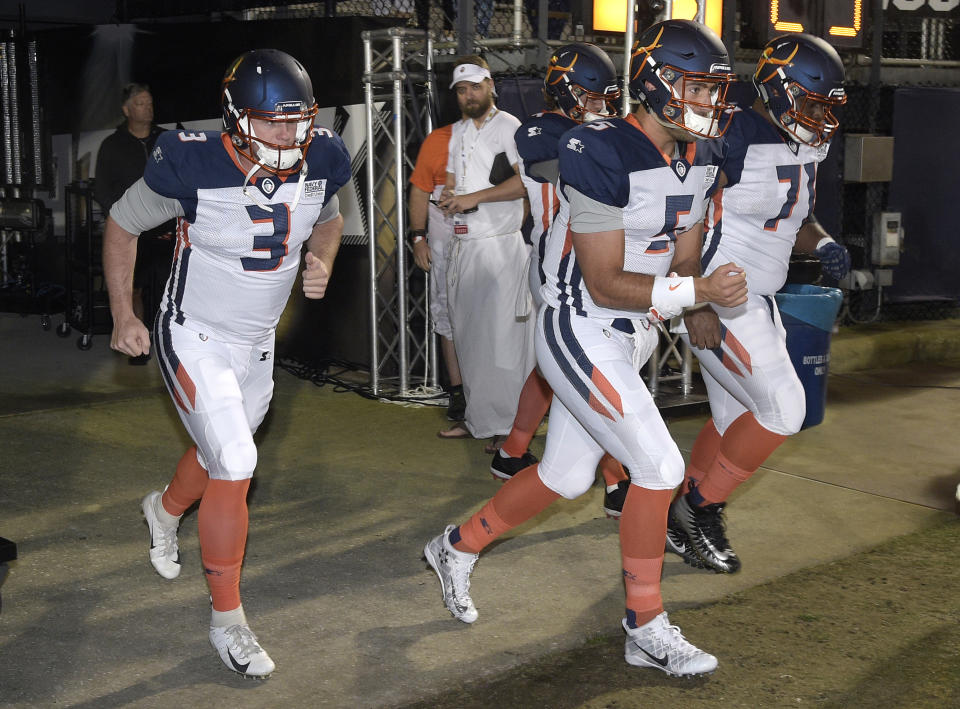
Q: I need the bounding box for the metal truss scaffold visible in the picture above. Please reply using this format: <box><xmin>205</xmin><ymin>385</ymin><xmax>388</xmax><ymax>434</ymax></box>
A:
<box><xmin>362</xmin><ymin>28</ymin><xmax>438</xmax><ymax>397</ymax></box>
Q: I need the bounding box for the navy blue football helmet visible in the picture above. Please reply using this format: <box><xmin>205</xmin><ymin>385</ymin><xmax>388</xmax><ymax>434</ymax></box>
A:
<box><xmin>221</xmin><ymin>49</ymin><xmax>319</xmax><ymax>175</ymax></box>
<box><xmin>753</xmin><ymin>33</ymin><xmax>846</xmax><ymax>147</ymax></box>
<box><xmin>629</xmin><ymin>19</ymin><xmax>734</xmax><ymax>139</ymax></box>
<box><xmin>544</xmin><ymin>42</ymin><xmax>621</xmax><ymax>123</ymax></box>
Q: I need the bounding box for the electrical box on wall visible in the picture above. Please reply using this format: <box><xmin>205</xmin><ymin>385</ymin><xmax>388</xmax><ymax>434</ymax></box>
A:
<box><xmin>844</xmin><ymin>135</ymin><xmax>895</xmax><ymax>182</ymax></box>
<box><xmin>872</xmin><ymin>211</ymin><xmax>903</xmax><ymax>266</ymax></box>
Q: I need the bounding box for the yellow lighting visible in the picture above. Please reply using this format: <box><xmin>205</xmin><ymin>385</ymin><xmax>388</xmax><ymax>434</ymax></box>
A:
<box><xmin>829</xmin><ymin>0</ymin><xmax>862</xmax><ymax>37</ymax></box>
<box><xmin>593</xmin><ymin>0</ymin><xmax>629</xmax><ymax>32</ymax></box>
<box><xmin>670</xmin><ymin>0</ymin><xmax>723</xmax><ymax>38</ymax></box>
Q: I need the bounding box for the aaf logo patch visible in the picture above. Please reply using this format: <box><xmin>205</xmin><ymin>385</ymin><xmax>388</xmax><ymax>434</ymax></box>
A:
<box><xmin>703</xmin><ymin>164</ymin><xmax>718</xmax><ymax>188</ymax></box>
<box><xmin>527</xmin><ymin>126</ymin><xmax>542</xmax><ymax>137</ymax></box>
<box><xmin>261</xmin><ymin>178</ymin><xmax>276</xmax><ymax>195</ymax></box>
<box><xmin>304</xmin><ymin>179</ymin><xmax>327</xmax><ymax>200</ymax></box>
<box><xmin>566</xmin><ymin>137</ymin><xmax>584</xmax><ymax>153</ymax></box>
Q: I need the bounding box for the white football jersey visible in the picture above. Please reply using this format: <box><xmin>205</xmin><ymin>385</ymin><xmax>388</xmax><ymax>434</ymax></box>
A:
<box><xmin>702</xmin><ymin>108</ymin><xmax>831</xmax><ymax>295</ymax></box>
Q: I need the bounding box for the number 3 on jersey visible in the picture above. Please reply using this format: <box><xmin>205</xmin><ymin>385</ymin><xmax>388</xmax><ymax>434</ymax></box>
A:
<box><xmin>242</xmin><ymin>204</ymin><xmax>290</xmax><ymax>271</ymax></box>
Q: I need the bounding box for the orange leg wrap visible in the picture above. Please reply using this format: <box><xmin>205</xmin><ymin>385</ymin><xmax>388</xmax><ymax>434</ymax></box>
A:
<box><xmin>598</xmin><ymin>453</ymin><xmax>628</xmax><ymax>487</ymax></box>
<box><xmin>162</xmin><ymin>446</ymin><xmax>209</xmax><ymax>517</ymax></box>
<box><xmin>620</xmin><ymin>486</ymin><xmax>671</xmax><ymax>627</ymax></box>
<box><xmin>199</xmin><ymin>478</ymin><xmax>250</xmax><ymax>612</ymax></box>
<box><xmin>697</xmin><ymin>412</ymin><xmax>786</xmax><ymax>504</ymax></box>
<box><xmin>500</xmin><ymin>369</ymin><xmax>553</xmax><ymax>459</ymax></box>
<box><xmin>454</xmin><ymin>464</ymin><xmax>560</xmax><ymax>554</ymax></box>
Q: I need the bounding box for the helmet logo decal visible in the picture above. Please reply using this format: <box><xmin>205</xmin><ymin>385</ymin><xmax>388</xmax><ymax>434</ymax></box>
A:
<box><xmin>630</xmin><ymin>26</ymin><xmax>665</xmax><ymax>82</ymax></box>
<box><xmin>755</xmin><ymin>44</ymin><xmax>799</xmax><ymax>84</ymax></box>
<box><xmin>546</xmin><ymin>53</ymin><xmax>578</xmax><ymax>87</ymax></box>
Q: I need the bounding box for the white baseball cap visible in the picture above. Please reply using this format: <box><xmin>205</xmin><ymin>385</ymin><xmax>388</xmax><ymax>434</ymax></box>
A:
<box><xmin>449</xmin><ymin>63</ymin><xmax>492</xmax><ymax>88</ymax></box>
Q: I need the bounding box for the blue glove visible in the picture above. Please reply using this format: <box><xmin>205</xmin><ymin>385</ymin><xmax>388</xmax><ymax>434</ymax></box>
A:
<box><xmin>815</xmin><ymin>241</ymin><xmax>851</xmax><ymax>279</ymax></box>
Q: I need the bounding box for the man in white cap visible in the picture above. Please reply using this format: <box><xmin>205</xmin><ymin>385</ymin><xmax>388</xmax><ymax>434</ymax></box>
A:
<box><xmin>435</xmin><ymin>55</ymin><xmax>533</xmax><ymax>451</ymax></box>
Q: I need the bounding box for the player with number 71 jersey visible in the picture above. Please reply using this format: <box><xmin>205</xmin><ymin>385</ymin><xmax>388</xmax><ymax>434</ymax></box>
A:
<box><xmin>140</xmin><ymin>125</ymin><xmax>350</xmax><ymax>342</ymax></box>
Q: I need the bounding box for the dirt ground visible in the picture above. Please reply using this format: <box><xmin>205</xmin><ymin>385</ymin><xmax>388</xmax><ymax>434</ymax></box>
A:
<box><xmin>399</xmin><ymin>519</ymin><xmax>960</xmax><ymax>709</ymax></box>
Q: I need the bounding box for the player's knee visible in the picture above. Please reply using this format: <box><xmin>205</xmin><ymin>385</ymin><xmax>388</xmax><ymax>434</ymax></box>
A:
<box><xmin>657</xmin><ymin>447</ymin><xmax>686</xmax><ymax>488</ymax></box>
<box><xmin>218</xmin><ymin>439</ymin><xmax>257</xmax><ymax>479</ymax></box>
<box><xmin>541</xmin><ymin>462</ymin><xmax>595</xmax><ymax>499</ymax></box>
<box><xmin>763</xmin><ymin>380</ymin><xmax>806</xmax><ymax>436</ymax></box>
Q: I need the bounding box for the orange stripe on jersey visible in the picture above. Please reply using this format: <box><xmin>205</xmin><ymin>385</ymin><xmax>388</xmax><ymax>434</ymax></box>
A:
<box><xmin>562</xmin><ymin>225</ymin><xmax>574</xmax><ymax>258</ymax></box>
<box><xmin>541</xmin><ymin>182</ymin><xmax>552</xmax><ymax>234</ymax></box>
<box><xmin>722</xmin><ymin>352</ymin><xmax>744</xmax><ymax>377</ymax></box>
<box><xmin>591</xmin><ymin>367</ymin><xmax>624</xmax><ymax>417</ymax></box>
<box><xmin>724</xmin><ymin>330</ymin><xmax>753</xmax><ymax>375</ymax></box>
<box><xmin>684</xmin><ymin>141</ymin><xmax>696</xmax><ymax>163</ymax></box>
<box><xmin>709</xmin><ymin>190</ymin><xmax>723</xmax><ymax>228</ymax></box>
<box><xmin>175</xmin><ymin>363</ymin><xmax>197</xmax><ymax>410</ymax></box>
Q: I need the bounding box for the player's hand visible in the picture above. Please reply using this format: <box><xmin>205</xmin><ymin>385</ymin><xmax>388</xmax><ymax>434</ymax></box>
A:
<box><xmin>684</xmin><ymin>307</ymin><xmax>722</xmax><ymax>349</ymax></box>
<box><xmin>413</xmin><ymin>239</ymin><xmax>432</xmax><ymax>271</ymax></box>
<box><xmin>697</xmin><ymin>263</ymin><xmax>748</xmax><ymax>308</ymax></box>
<box><xmin>815</xmin><ymin>241</ymin><xmax>851</xmax><ymax>279</ymax></box>
<box><xmin>111</xmin><ymin>314</ymin><xmax>150</xmax><ymax>357</ymax></box>
<box><xmin>302</xmin><ymin>251</ymin><xmax>331</xmax><ymax>299</ymax></box>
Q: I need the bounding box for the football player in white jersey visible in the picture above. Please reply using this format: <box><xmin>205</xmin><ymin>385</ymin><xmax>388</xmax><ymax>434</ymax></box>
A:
<box><xmin>103</xmin><ymin>49</ymin><xmax>351</xmax><ymax>678</ymax></box>
<box><xmin>666</xmin><ymin>34</ymin><xmax>851</xmax><ymax>574</ymax></box>
<box><xmin>491</xmin><ymin>42</ymin><xmax>633</xmax><ymax>516</ymax></box>
<box><xmin>424</xmin><ymin>21</ymin><xmax>747</xmax><ymax>677</ymax></box>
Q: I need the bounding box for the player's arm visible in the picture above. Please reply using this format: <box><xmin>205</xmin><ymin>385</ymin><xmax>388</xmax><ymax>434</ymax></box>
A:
<box><xmin>569</xmin><ymin>187</ymin><xmax>747</xmax><ymax>314</ymax></box>
<box><xmin>103</xmin><ymin>179</ymin><xmax>184</xmax><ymax>356</ymax></box>
<box><xmin>672</xmin><ymin>222</ymin><xmax>724</xmax><ymax>349</ymax></box>
<box><xmin>303</xmin><ymin>195</ymin><xmax>344</xmax><ymax>300</ymax></box>
<box><xmin>408</xmin><ymin>184</ymin><xmax>432</xmax><ymax>271</ymax></box>
<box><xmin>794</xmin><ymin>215</ymin><xmax>850</xmax><ymax>279</ymax></box>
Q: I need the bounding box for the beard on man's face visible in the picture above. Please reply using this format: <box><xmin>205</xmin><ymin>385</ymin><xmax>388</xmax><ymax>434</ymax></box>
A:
<box><xmin>460</xmin><ymin>91</ymin><xmax>493</xmax><ymax>119</ymax></box>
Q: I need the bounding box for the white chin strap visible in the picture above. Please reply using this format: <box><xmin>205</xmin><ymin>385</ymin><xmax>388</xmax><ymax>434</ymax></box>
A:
<box><xmin>241</xmin><ymin>154</ymin><xmax>309</xmax><ymax>214</ymax></box>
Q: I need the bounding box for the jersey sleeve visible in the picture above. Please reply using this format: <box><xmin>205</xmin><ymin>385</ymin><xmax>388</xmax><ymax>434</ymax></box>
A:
<box><xmin>143</xmin><ymin>131</ymin><xmax>196</xmax><ymax>201</ymax></box>
<box><xmin>558</xmin><ymin>122</ymin><xmax>629</xmax><ymax>208</ymax></box>
<box><xmin>305</xmin><ymin>128</ymin><xmax>352</xmax><ymax>207</ymax></box>
<box><xmin>515</xmin><ymin>115</ymin><xmax>569</xmax><ymax>184</ymax></box>
<box><xmin>719</xmin><ymin>110</ymin><xmax>756</xmax><ymax>189</ymax></box>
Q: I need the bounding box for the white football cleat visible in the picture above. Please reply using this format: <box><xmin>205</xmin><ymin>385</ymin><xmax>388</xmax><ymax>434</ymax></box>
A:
<box><xmin>209</xmin><ymin>623</ymin><xmax>275</xmax><ymax>679</ymax></box>
<box><xmin>623</xmin><ymin>612</ymin><xmax>718</xmax><ymax>677</ymax></box>
<box><xmin>141</xmin><ymin>490</ymin><xmax>181</xmax><ymax>579</ymax></box>
<box><xmin>423</xmin><ymin>525</ymin><xmax>479</xmax><ymax>623</ymax></box>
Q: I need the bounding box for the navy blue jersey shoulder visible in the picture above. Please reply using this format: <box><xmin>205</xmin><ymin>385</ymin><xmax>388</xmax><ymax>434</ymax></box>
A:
<box><xmin>302</xmin><ymin>128</ymin><xmax>352</xmax><ymax>203</ymax></box>
<box><xmin>145</xmin><ymin>128</ymin><xmax>351</xmax><ymax>208</ymax></box>
<box><xmin>557</xmin><ymin>118</ymin><xmax>636</xmax><ymax>207</ymax></box>
<box><xmin>515</xmin><ymin>112</ymin><xmax>575</xmax><ymax>178</ymax></box>
<box><xmin>720</xmin><ymin>108</ymin><xmax>782</xmax><ymax>188</ymax></box>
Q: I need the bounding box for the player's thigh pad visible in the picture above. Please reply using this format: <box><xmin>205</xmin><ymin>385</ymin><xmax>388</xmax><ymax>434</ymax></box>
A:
<box><xmin>693</xmin><ymin>295</ymin><xmax>805</xmax><ymax>436</ymax></box>
<box><xmin>538</xmin><ymin>396</ymin><xmax>604</xmax><ymax>498</ymax></box>
<box><xmin>536</xmin><ymin>307</ymin><xmax>684</xmax><ymax>491</ymax></box>
<box><xmin>155</xmin><ymin>324</ymin><xmax>262</xmax><ymax>481</ymax></box>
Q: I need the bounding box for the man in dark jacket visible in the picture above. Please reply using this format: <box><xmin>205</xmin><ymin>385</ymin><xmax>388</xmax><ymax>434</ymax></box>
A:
<box><xmin>94</xmin><ymin>83</ymin><xmax>173</xmax><ymax>363</ymax></box>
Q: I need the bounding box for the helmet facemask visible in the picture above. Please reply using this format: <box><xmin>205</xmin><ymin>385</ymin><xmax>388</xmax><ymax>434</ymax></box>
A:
<box><xmin>774</xmin><ymin>81</ymin><xmax>844</xmax><ymax>146</ymax></box>
<box><xmin>224</xmin><ymin>88</ymin><xmax>318</xmax><ymax>175</ymax></box>
<box><xmin>653</xmin><ymin>65</ymin><xmax>734</xmax><ymax>139</ymax></box>
<box><xmin>567</xmin><ymin>82</ymin><xmax>621</xmax><ymax>123</ymax></box>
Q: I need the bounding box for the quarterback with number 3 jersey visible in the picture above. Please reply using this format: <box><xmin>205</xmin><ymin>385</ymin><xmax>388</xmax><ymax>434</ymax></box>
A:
<box><xmin>668</xmin><ymin>34</ymin><xmax>851</xmax><ymax>576</ymax></box>
<box><xmin>103</xmin><ymin>49</ymin><xmax>349</xmax><ymax>679</ymax></box>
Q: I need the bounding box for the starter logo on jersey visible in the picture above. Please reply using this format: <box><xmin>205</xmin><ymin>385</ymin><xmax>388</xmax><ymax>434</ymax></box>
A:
<box><xmin>566</xmin><ymin>137</ymin><xmax>584</xmax><ymax>153</ymax></box>
<box><xmin>261</xmin><ymin>178</ymin><xmax>276</xmax><ymax>195</ymax></box>
<box><xmin>304</xmin><ymin>179</ymin><xmax>327</xmax><ymax>201</ymax></box>
<box><xmin>702</xmin><ymin>164</ymin><xmax>718</xmax><ymax>189</ymax></box>
<box><xmin>527</xmin><ymin>126</ymin><xmax>542</xmax><ymax>137</ymax></box>
<box><xmin>152</xmin><ymin>145</ymin><xmax>163</xmax><ymax>163</ymax></box>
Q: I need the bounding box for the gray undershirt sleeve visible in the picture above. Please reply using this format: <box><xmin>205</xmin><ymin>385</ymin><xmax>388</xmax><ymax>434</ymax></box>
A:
<box><xmin>315</xmin><ymin>194</ymin><xmax>340</xmax><ymax>225</ymax></box>
<box><xmin>567</xmin><ymin>185</ymin><xmax>624</xmax><ymax>234</ymax></box>
<box><xmin>528</xmin><ymin>159</ymin><xmax>559</xmax><ymax>185</ymax></box>
<box><xmin>109</xmin><ymin>178</ymin><xmax>184</xmax><ymax>235</ymax></box>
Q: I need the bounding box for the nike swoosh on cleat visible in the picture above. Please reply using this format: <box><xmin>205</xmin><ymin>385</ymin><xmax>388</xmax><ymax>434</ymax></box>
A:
<box><xmin>228</xmin><ymin>649</ymin><xmax>250</xmax><ymax>674</ymax></box>
<box><xmin>634</xmin><ymin>642</ymin><xmax>669</xmax><ymax>667</ymax></box>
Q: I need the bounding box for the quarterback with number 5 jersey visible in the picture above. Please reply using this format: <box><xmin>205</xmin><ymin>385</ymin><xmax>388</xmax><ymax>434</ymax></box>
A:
<box><xmin>668</xmin><ymin>34</ymin><xmax>851</xmax><ymax>576</ymax></box>
<box><xmin>103</xmin><ymin>48</ymin><xmax>349</xmax><ymax>679</ymax></box>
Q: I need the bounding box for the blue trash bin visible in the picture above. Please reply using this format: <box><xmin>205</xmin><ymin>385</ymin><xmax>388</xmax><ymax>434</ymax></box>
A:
<box><xmin>774</xmin><ymin>284</ymin><xmax>843</xmax><ymax>430</ymax></box>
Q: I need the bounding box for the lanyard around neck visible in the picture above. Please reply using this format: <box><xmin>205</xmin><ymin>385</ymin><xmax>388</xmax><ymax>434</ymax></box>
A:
<box><xmin>457</xmin><ymin>107</ymin><xmax>498</xmax><ymax>190</ymax></box>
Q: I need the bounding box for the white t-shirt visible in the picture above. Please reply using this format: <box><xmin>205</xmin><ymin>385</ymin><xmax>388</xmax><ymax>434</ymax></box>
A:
<box><xmin>446</xmin><ymin>108</ymin><xmax>523</xmax><ymax>239</ymax></box>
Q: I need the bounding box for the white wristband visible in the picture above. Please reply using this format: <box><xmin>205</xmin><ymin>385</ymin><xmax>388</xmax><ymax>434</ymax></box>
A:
<box><xmin>649</xmin><ymin>275</ymin><xmax>696</xmax><ymax>321</ymax></box>
<box><xmin>815</xmin><ymin>236</ymin><xmax>836</xmax><ymax>250</ymax></box>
